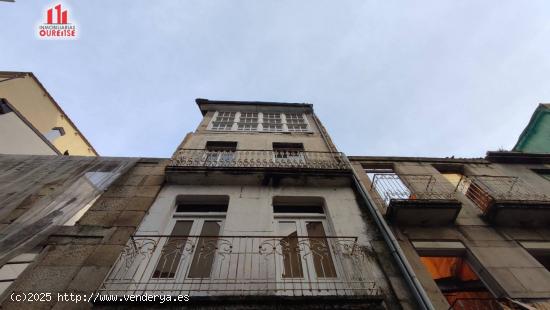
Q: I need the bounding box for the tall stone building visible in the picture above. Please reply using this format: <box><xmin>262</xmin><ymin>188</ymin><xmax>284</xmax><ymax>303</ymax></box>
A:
<box><xmin>0</xmin><ymin>99</ymin><xmax>417</xmax><ymax>309</ymax></box>
<box><xmin>1</xmin><ymin>98</ymin><xmax>550</xmax><ymax>310</ymax></box>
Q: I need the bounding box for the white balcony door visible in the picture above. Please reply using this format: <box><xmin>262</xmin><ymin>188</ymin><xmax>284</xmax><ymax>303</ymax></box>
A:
<box><xmin>143</xmin><ymin>218</ymin><xmax>225</xmax><ymax>295</ymax></box>
<box><xmin>275</xmin><ymin>219</ymin><xmax>340</xmax><ymax>295</ymax></box>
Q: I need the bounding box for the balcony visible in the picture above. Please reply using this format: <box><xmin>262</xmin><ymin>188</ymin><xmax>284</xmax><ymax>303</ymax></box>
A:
<box><xmin>97</xmin><ymin>235</ymin><xmax>380</xmax><ymax>302</ymax></box>
<box><xmin>168</xmin><ymin>149</ymin><xmax>350</xmax><ymax>171</ymax></box>
<box><xmin>458</xmin><ymin>175</ymin><xmax>550</xmax><ymax>226</ymax></box>
<box><xmin>448</xmin><ymin>298</ymin><xmax>520</xmax><ymax>310</ymax></box>
<box><xmin>370</xmin><ymin>174</ymin><xmax>462</xmax><ymax>226</ymax></box>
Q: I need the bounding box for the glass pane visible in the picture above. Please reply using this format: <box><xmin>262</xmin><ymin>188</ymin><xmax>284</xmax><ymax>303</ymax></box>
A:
<box><xmin>152</xmin><ymin>221</ymin><xmax>193</xmax><ymax>278</ymax></box>
<box><xmin>279</xmin><ymin>222</ymin><xmax>304</xmax><ymax>278</ymax></box>
<box><xmin>306</xmin><ymin>222</ymin><xmax>336</xmax><ymax>278</ymax></box>
<box><xmin>188</xmin><ymin>221</ymin><xmax>221</xmax><ymax>278</ymax></box>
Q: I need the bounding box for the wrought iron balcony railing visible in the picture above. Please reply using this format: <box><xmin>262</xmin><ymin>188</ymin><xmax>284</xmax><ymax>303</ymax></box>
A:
<box><xmin>169</xmin><ymin>149</ymin><xmax>350</xmax><ymax>170</ymax></box>
<box><xmin>370</xmin><ymin>173</ymin><xmax>550</xmax><ymax>206</ymax></box>
<box><xmin>98</xmin><ymin>235</ymin><xmax>379</xmax><ymax>297</ymax></box>
<box><xmin>457</xmin><ymin>175</ymin><xmax>550</xmax><ymax>211</ymax></box>
<box><xmin>370</xmin><ymin>173</ymin><xmax>457</xmax><ymax>206</ymax></box>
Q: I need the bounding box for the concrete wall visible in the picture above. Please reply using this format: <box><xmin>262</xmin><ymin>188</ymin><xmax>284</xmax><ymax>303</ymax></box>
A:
<box><xmin>0</xmin><ymin>112</ymin><xmax>57</xmax><ymax>155</ymax></box>
<box><xmin>0</xmin><ymin>73</ymin><xmax>96</xmax><ymax>156</ymax></box>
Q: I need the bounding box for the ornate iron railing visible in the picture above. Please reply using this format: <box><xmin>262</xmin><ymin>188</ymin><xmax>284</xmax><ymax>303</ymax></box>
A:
<box><xmin>98</xmin><ymin>235</ymin><xmax>379</xmax><ymax>297</ymax></box>
<box><xmin>169</xmin><ymin>149</ymin><xmax>349</xmax><ymax>170</ymax></box>
<box><xmin>370</xmin><ymin>173</ymin><xmax>457</xmax><ymax>206</ymax></box>
<box><xmin>456</xmin><ymin>175</ymin><xmax>550</xmax><ymax>212</ymax></box>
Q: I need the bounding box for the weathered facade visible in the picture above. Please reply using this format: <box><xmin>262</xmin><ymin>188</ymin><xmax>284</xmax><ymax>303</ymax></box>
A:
<box><xmin>95</xmin><ymin>99</ymin><xmax>412</xmax><ymax>308</ymax></box>
<box><xmin>0</xmin><ymin>155</ymin><xmax>167</xmax><ymax>309</ymax></box>
<box><xmin>350</xmin><ymin>152</ymin><xmax>550</xmax><ymax>309</ymax></box>
<box><xmin>3</xmin><ymin>98</ymin><xmax>549</xmax><ymax>310</ymax></box>
<box><xmin>0</xmin><ymin>99</ymin><xmax>417</xmax><ymax>309</ymax></box>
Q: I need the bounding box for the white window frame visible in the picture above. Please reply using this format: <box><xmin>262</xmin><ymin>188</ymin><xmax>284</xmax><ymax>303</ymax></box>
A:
<box><xmin>273</xmin><ymin>212</ymin><xmax>343</xmax><ymax>295</ymax></box>
<box><xmin>207</xmin><ymin>111</ymin><xmax>311</xmax><ymax>133</ymax></box>
<box><xmin>209</xmin><ymin>111</ymin><xmax>237</xmax><ymax>131</ymax></box>
<box><xmin>138</xmin><ymin>212</ymin><xmax>226</xmax><ymax>296</ymax></box>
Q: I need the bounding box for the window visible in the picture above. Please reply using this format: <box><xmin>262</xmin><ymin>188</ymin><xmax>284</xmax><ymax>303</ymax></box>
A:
<box><xmin>208</xmin><ymin>111</ymin><xmax>310</xmax><ymax>133</ymax></box>
<box><xmin>44</xmin><ymin>127</ymin><xmax>65</xmax><ymax>142</ymax></box>
<box><xmin>153</xmin><ymin>220</ymin><xmax>193</xmax><ymax>278</ymax></box>
<box><xmin>272</xmin><ymin>142</ymin><xmax>305</xmax><ymax>165</ymax></box>
<box><xmin>531</xmin><ymin>252</ymin><xmax>550</xmax><ymax>271</ymax></box>
<box><xmin>365</xmin><ymin>166</ymin><xmax>411</xmax><ymax>205</ymax></box>
<box><xmin>520</xmin><ymin>241</ymin><xmax>550</xmax><ymax>272</ymax></box>
<box><xmin>414</xmin><ymin>241</ymin><xmax>493</xmax><ymax>306</ymax></box>
<box><xmin>534</xmin><ymin>169</ymin><xmax>550</xmax><ymax>183</ymax></box>
<box><xmin>151</xmin><ymin>196</ymin><xmax>228</xmax><ymax>280</ymax></box>
<box><xmin>0</xmin><ymin>99</ymin><xmax>13</xmax><ymax>114</ymax></box>
<box><xmin>433</xmin><ymin>164</ymin><xmax>465</xmax><ymax>188</ymax></box>
<box><xmin>211</xmin><ymin>111</ymin><xmax>235</xmax><ymax>131</ymax></box>
<box><xmin>204</xmin><ymin>141</ymin><xmax>237</xmax><ymax>165</ymax></box>
<box><xmin>263</xmin><ymin>113</ymin><xmax>283</xmax><ymax>132</ymax></box>
<box><xmin>285</xmin><ymin>113</ymin><xmax>308</xmax><ymax>132</ymax></box>
<box><xmin>420</xmin><ymin>255</ymin><xmax>493</xmax><ymax>305</ymax></box>
<box><xmin>237</xmin><ymin>112</ymin><xmax>258</xmax><ymax>131</ymax></box>
<box><xmin>273</xmin><ymin>197</ymin><xmax>337</xmax><ymax>279</ymax></box>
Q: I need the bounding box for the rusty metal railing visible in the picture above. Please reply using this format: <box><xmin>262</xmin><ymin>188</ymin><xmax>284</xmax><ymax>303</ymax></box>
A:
<box><xmin>98</xmin><ymin>235</ymin><xmax>379</xmax><ymax>297</ymax></box>
<box><xmin>456</xmin><ymin>175</ymin><xmax>550</xmax><ymax>213</ymax></box>
<box><xmin>370</xmin><ymin>173</ymin><xmax>457</xmax><ymax>206</ymax></box>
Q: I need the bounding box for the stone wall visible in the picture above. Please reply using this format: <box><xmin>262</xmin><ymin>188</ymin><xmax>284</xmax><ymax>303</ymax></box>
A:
<box><xmin>0</xmin><ymin>158</ymin><xmax>168</xmax><ymax>310</ymax></box>
<box><xmin>351</xmin><ymin>158</ymin><xmax>550</xmax><ymax>309</ymax></box>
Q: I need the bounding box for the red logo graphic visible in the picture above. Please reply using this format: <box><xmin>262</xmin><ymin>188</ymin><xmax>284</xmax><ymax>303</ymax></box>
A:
<box><xmin>37</xmin><ymin>3</ymin><xmax>78</xmax><ymax>39</ymax></box>
<box><xmin>47</xmin><ymin>4</ymin><xmax>68</xmax><ymax>24</ymax></box>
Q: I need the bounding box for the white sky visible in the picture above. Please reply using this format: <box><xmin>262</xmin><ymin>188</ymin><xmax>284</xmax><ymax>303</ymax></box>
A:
<box><xmin>1</xmin><ymin>1</ymin><xmax>549</xmax><ymax>158</ymax></box>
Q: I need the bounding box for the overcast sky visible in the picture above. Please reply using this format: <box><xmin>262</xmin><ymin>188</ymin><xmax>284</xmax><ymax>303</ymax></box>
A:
<box><xmin>1</xmin><ymin>1</ymin><xmax>549</xmax><ymax>158</ymax></box>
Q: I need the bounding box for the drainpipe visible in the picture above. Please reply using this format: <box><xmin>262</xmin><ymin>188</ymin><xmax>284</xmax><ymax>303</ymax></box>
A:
<box><xmin>311</xmin><ymin>112</ymin><xmax>339</xmax><ymax>153</ymax></box>
<box><xmin>350</xmin><ymin>167</ymin><xmax>435</xmax><ymax>310</ymax></box>
<box><xmin>311</xmin><ymin>108</ymin><xmax>434</xmax><ymax>309</ymax></box>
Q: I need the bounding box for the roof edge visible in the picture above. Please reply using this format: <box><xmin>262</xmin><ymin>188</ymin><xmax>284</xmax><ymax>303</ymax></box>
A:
<box><xmin>0</xmin><ymin>71</ymin><xmax>99</xmax><ymax>156</ymax></box>
<box><xmin>486</xmin><ymin>151</ymin><xmax>550</xmax><ymax>164</ymax></box>
<box><xmin>347</xmin><ymin>155</ymin><xmax>487</xmax><ymax>164</ymax></box>
<box><xmin>512</xmin><ymin>103</ymin><xmax>550</xmax><ymax>152</ymax></box>
<box><xmin>0</xmin><ymin>98</ymin><xmax>61</xmax><ymax>155</ymax></box>
<box><xmin>195</xmin><ymin>98</ymin><xmax>313</xmax><ymax>115</ymax></box>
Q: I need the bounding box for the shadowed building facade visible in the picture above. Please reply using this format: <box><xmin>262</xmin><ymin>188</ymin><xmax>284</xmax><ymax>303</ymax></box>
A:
<box><xmin>0</xmin><ymin>99</ymin><xmax>416</xmax><ymax>309</ymax></box>
<box><xmin>350</xmin><ymin>152</ymin><xmax>550</xmax><ymax>309</ymax></box>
